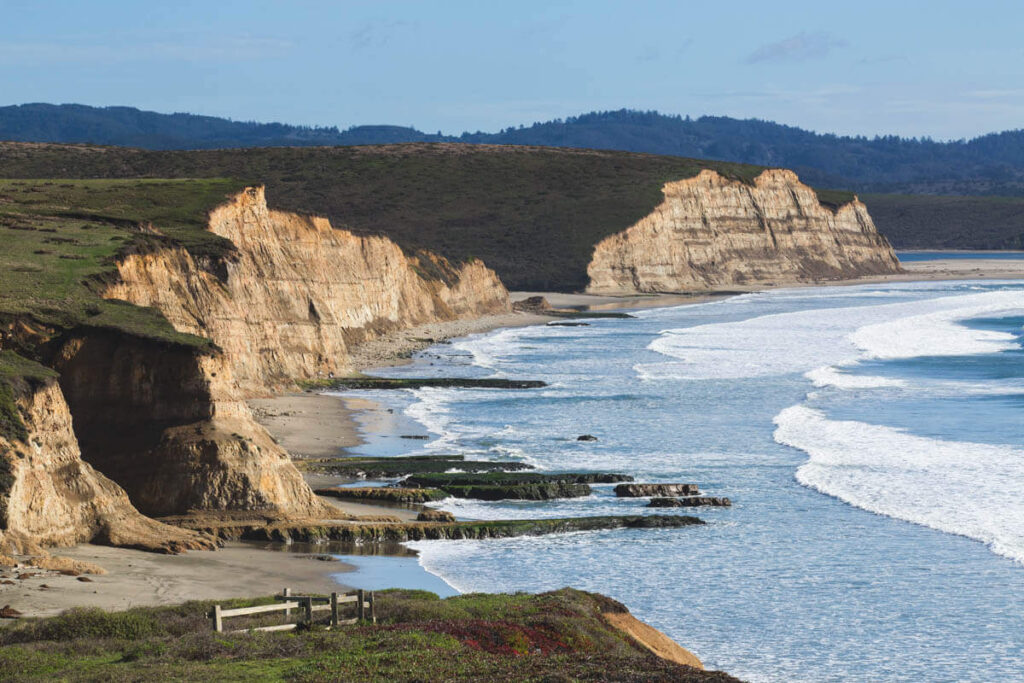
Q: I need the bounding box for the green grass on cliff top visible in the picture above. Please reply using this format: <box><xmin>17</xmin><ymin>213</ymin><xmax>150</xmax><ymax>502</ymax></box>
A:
<box><xmin>0</xmin><ymin>588</ymin><xmax>738</xmax><ymax>682</ymax></box>
<box><xmin>0</xmin><ymin>177</ymin><xmax>244</xmax><ymax>347</ymax></box>
<box><xmin>0</xmin><ymin>178</ymin><xmax>244</xmax><ymax>424</ymax></box>
<box><xmin>0</xmin><ymin>142</ymin><xmax>857</xmax><ymax>291</ymax></box>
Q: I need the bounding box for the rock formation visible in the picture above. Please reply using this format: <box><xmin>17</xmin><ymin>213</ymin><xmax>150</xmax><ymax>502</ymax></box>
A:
<box><xmin>106</xmin><ymin>186</ymin><xmax>509</xmax><ymax>394</ymax></box>
<box><xmin>614</xmin><ymin>483</ymin><xmax>700</xmax><ymax>497</ymax></box>
<box><xmin>0</xmin><ymin>376</ymin><xmax>215</xmax><ymax>554</ymax></box>
<box><xmin>587</xmin><ymin>169</ymin><xmax>901</xmax><ymax>294</ymax></box>
<box><xmin>3</xmin><ymin>186</ymin><xmax>511</xmax><ymax>549</ymax></box>
<box><xmin>64</xmin><ymin>187</ymin><xmax>508</xmax><ymax>520</ymax></box>
<box><xmin>647</xmin><ymin>497</ymin><xmax>732</xmax><ymax>507</ymax></box>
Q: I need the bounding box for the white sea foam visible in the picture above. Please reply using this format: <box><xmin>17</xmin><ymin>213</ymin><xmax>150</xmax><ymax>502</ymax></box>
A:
<box><xmin>774</xmin><ymin>405</ymin><xmax>1024</xmax><ymax>564</ymax></box>
<box><xmin>640</xmin><ymin>289</ymin><xmax>1024</xmax><ymax>381</ymax></box>
<box><xmin>449</xmin><ymin>327</ymin><xmax>530</xmax><ymax>371</ymax></box>
<box><xmin>805</xmin><ymin>365</ymin><xmax>906</xmax><ymax>389</ymax></box>
<box><xmin>850</xmin><ymin>299</ymin><xmax>1022</xmax><ymax>360</ymax></box>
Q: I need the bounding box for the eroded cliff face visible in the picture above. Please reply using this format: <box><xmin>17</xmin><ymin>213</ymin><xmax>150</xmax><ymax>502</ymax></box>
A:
<box><xmin>586</xmin><ymin>169</ymin><xmax>901</xmax><ymax>294</ymax></box>
<box><xmin>71</xmin><ymin>187</ymin><xmax>507</xmax><ymax>520</ymax></box>
<box><xmin>106</xmin><ymin>187</ymin><xmax>509</xmax><ymax>394</ymax></box>
<box><xmin>47</xmin><ymin>332</ymin><xmax>332</xmax><ymax>518</ymax></box>
<box><xmin>0</xmin><ymin>378</ymin><xmax>216</xmax><ymax>554</ymax></box>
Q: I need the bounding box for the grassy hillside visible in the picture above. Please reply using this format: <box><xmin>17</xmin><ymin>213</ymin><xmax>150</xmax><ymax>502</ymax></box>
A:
<box><xmin>862</xmin><ymin>193</ymin><xmax>1024</xmax><ymax>249</ymax></box>
<box><xmin>0</xmin><ymin>588</ymin><xmax>740</xmax><ymax>681</ymax></box>
<box><xmin>0</xmin><ymin>177</ymin><xmax>245</xmax><ymax>345</ymax></box>
<box><xmin>0</xmin><ymin>177</ymin><xmax>247</xmax><ymax>430</ymax></box>
<box><xmin>6</xmin><ymin>105</ymin><xmax>1024</xmax><ymax>197</ymax></box>
<box><xmin>0</xmin><ymin>142</ymin><xmax>851</xmax><ymax>291</ymax></box>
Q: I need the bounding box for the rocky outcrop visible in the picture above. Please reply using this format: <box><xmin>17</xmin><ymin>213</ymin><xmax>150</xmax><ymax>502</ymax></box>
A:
<box><xmin>416</xmin><ymin>509</ymin><xmax>457</xmax><ymax>523</ymax></box>
<box><xmin>587</xmin><ymin>169</ymin><xmax>901</xmax><ymax>294</ymax></box>
<box><xmin>648</xmin><ymin>497</ymin><xmax>732</xmax><ymax>508</ymax></box>
<box><xmin>602</xmin><ymin>611</ymin><xmax>704</xmax><ymax>670</ymax></box>
<box><xmin>44</xmin><ymin>328</ymin><xmax>334</xmax><ymax>520</ymax></box>
<box><xmin>614</xmin><ymin>484</ymin><xmax>700</xmax><ymax>497</ymax></box>
<box><xmin>169</xmin><ymin>513</ymin><xmax>706</xmax><ymax>544</ymax></box>
<box><xmin>0</xmin><ymin>378</ymin><xmax>216</xmax><ymax>554</ymax></box>
<box><xmin>106</xmin><ymin>186</ymin><xmax>509</xmax><ymax>394</ymax></box>
<box><xmin>45</xmin><ymin>186</ymin><xmax>510</xmax><ymax>521</ymax></box>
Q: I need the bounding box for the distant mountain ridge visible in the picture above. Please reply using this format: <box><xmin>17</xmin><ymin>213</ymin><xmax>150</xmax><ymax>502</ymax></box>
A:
<box><xmin>4</xmin><ymin>103</ymin><xmax>1024</xmax><ymax>196</ymax></box>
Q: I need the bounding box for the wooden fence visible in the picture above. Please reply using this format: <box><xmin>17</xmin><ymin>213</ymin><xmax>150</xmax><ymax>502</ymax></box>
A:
<box><xmin>210</xmin><ymin>587</ymin><xmax>376</xmax><ymax>633</ymax></box>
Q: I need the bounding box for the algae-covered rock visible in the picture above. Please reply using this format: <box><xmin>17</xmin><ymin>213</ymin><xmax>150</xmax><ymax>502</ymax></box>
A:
<box><xmin>648</xmin><ymin>497</ymin><xmax>731</xmax><ymax>508</ymax></box>
<box><xmin>615</xmin><ymin>483</ymin><xmax>699</xmax><ymax>498</ymax></box>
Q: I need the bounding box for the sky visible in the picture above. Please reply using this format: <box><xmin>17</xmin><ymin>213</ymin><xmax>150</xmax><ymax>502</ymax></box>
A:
<box><xmin>3</xmin><ymin>0</ymin><xmax>1023</xmax><ymax>140</ymax></box>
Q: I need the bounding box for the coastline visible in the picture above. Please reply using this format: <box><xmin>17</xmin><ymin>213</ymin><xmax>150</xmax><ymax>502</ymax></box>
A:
<box><xmin>2</xmin><ymin>542</ymin><xmax>356</xmax><ymax>618</ymax></box>
<box><xmin>11</xmin><ymin>258</ymin><xmax>1023</xmax><ymax>618</ymax></box>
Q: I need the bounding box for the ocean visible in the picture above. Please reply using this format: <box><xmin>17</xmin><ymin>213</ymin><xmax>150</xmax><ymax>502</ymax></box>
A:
<box><xmin>336</xmin><ymin>279</ymin><xmax>1024</xmax><ymax>682</ymax></box>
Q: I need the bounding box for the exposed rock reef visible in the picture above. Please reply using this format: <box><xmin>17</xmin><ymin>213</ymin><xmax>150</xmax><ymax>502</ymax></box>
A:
<box><xmin>0</xmin><ymin>377</ymin><xmax>215</xmax><ymax>554</ymax></box>
<box><xmin>648</xmin><ymin>497</ymin><xmax>732</xmax><ymax>508</ymax></box>
<box><xmin>615</xmin><ymin>483</ymin><xmax>700</xmax><ymax>497</ymax></box>
<box><xmin>587</xmin><ymin>169</ymin><xmax>901</xmax><ymax>294</ymax></box>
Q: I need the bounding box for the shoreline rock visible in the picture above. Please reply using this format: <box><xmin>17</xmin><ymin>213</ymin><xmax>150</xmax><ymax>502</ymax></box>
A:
<box><xmin>615</xmin><ymin>483</ymin><xmax>700</xmax><ymax>498</ymax></box>
<box><xmin>648</xmin><ymin>497</ymin><xmax>732</xmax><ymax>508</ymax></box>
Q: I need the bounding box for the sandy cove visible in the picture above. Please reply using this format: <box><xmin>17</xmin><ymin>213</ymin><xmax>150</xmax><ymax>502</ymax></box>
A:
<box><xmin>0</xmin><ymin>544</ymin><xmax>354</xmax><ymax>618</ymax></box>
<box><xmin>5</xmin><ymin>258</ymin><xmax>1023</xmax><ymax>619</ymax></box>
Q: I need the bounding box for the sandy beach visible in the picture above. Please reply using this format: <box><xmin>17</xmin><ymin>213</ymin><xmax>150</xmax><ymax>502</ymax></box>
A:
<box><xmin>0</xmin><ymin>543</ymin><xmax>354</xmax><ymax>618</ymax></box>
<box><xmin>9</xmin><ymin>257</ymin><xmax>1022</xmax><ymax>620</ymax></box>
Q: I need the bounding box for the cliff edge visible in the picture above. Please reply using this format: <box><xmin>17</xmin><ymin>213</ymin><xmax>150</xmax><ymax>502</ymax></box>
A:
<box><xmin>587</xmin><ymin>169</ymin><xmax>901</xmax><ymax>294</ymax></box>
<box><xmin>1</xmin><ymin>180</ymin><xmax>509</xmax><ymax>550</ymax></box>
<box><xmin>0</xmin><ymin>371</ymin><xmax>215</xmax><ymax>554</ymax></box>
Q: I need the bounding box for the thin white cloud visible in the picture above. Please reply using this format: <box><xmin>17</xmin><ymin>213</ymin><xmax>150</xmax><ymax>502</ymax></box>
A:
<box><xmin>745</xmin><ymin>31</ymin><xmax>847</xmax><ymax>64</ymax></box>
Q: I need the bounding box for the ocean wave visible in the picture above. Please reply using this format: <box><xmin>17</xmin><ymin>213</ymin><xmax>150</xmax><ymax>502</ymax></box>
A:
<box><xmin>850</xmin><ymin>298</ymin><xmax>1022</xmax><ymax>360</ymax></box>
<box><xmin>773</xmin><ymin>404</ymin><xmax>1024</xmax><ymax>564</ymax></box>
<box><xmin>804</xmin><ymin>365</ymin><xmax>906</xmax><ymax>389</ymax></box>
<box><xmin>639</xmin><ymin>289</ymin><xmax>1024</xmax><ymax>381</ymax></box>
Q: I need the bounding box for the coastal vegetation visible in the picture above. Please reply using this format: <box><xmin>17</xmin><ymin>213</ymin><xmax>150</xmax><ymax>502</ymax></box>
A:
<box><xmin>0</xmin><ymin>177</ymin><xmax>243</xmax><ymax>350</ymax></box>
<box><xmin>7</xmin><ymin>104</ymin><xmax>1024</xmax><ymax>197</ymax></box>
<box><xmin>0</xmin><ymin>588</ymin><xmax>738</xmax><ymax>681</ymax></box>
<box><xmin>0</xmin><ymin>142</ymin><xmax>848</xmax><ymax>291</ymax></box>
<box><xmin>861</xmin><ymin>193</ymin><xmax>1024</xmax><ymax>250</ymax></box>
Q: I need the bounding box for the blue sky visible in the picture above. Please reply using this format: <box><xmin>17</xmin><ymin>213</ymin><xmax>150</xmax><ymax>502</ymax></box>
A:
<box><xmin>3</xmin><ymin>0</ymin><xmax>1023</xmax><ymax>139</ymax></box>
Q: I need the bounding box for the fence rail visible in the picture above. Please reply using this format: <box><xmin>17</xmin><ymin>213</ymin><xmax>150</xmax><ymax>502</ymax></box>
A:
<box><xmin>210</xmin><ymin>587</ymin><xmax>376</xmax><ymax>633</ymax></box>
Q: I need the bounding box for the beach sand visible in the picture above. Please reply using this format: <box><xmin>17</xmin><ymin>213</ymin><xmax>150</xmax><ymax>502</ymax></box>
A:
<box><xmin>0</xmin><ymin>543</ymin><xmax>354</xmax><ymax>618</ymax></box>
<box><xmin>13</xmin><ymin>257</ymin><xmax>1021</xmax><ymax>619</ymax></box>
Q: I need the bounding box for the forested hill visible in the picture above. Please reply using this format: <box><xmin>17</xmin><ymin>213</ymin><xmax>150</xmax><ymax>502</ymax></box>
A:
<box><xmin>4</xmin><ymin>104</ymin><xmax>1024</xmax><ymax>196</ymax></box>
<box><xmin>0</xmin><ymin>103</ymin><xmax>445</xmax><ymax>150</ymax></box>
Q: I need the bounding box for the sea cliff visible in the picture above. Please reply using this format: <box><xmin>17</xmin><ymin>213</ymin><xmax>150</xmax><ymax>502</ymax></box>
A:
<box><xmin>0</xmin><ymin>183</ymin><xmax>509</xmax><ymax>553</ymax></box>
<box><xmin>587</xmin><ymin>169</ymin><xmax>901</xmax><ymax>293</ymax></box>
<box><xmin>105</xmin><ymin>187</ymin><xmax>509</xmax><ymax>394</ymax></box>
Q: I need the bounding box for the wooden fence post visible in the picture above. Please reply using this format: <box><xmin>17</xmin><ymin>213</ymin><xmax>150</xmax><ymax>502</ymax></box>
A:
<box><xmin>357</xmin><ymin>589</ymin><xmax>365</xmax><ymax>621</ymax></box>
<box><xmin>330</xmin><ymin>592</ymin><xmax>339</xmax><ymax>628</ymax></box>
<box><xmin>369</xmin><ymin>591</ymin><xmax>376</xmax><ymax>624</ymax></box>
<box><xmin>212</xmin><ymin>604</ymin><xmax>223</xmax><ymax>633</ymax></box>
<box><xmin>283</xmin><ymin>587</ymin><xmax>291</xmax><ymax>620</ymax></box>
<box><xmin>302</xmin><ymin>597</ymin><xmax>313</xmax><ymax>625</ymax></box>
